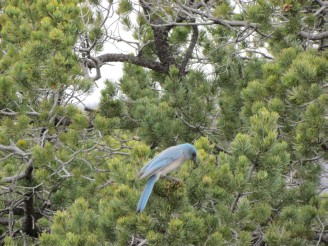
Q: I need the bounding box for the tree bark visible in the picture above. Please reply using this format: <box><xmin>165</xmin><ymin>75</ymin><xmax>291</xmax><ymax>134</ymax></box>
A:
<box><xmin>22</xmin><ymin>193</ymin><xmax>39</xmax><ymax>238</ymax></box>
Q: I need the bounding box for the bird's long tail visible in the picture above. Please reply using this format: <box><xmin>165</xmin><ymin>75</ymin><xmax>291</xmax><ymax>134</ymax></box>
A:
<box><xmin>137</xmin><ymin>175</ymin><xmax>158</xmax><ymax>212</ymax></box>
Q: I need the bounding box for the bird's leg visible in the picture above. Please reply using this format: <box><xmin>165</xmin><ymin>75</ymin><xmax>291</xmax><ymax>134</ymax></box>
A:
<box><xmin>161</xmin><ymin>175</ymin><xmax>180</xmax><ymax>182</ymax></box>
<box><xmin>161</xmin><ymin>175</ymin><xmax>183</xmax><ymax>187</ymax></box>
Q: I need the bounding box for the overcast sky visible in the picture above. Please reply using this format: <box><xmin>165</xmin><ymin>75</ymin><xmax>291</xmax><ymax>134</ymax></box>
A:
<box><xmin>82</xmin><ymin>62</ymin><xmax>123</xmax><ymax>109</ymax></box>
<box><xmin>80</xmin><ymin>2</ymin><xmax>136</xmax><ymax>110</ymax></box>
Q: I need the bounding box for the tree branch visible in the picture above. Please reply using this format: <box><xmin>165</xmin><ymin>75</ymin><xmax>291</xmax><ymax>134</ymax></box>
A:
<box><xmin>0</xmin><ymin>218</ymin><xmax>8</xmax><ymax>226</ymax></box>
<box><xmin>2</xmin><ymin>159</ymin><xmax>34</xmax><ymax>183</ymax></box>
<box><xmin>0</xmin><ymin>109</ymin><xmax>40</xmax><ymax>116</ymax></box>
<box><xmin>152</xmin><ymin>26</ymin><xmax>176</xmax><ymax>72</ymax></box>
<box><xmin>315</xmin><ymin>232</ymin><xmax>328</xmax><ymax>244</ymax></box>
<box><xmin>298</xmin><ymin>31</ymin><xmax>328</xmax><ymax>40</ymax></box>
<box><xmin>179</xmin><ymin>25</ymin><xmax>199</xmax><ymax>76</ymax></box>
<box><xmin>0</xmin><ymin>144</ymin><xmax>30</xmax><ymax>157</ymax></box>
<box><xmin>87</xmin><ymin>55</ymin><xmax>102</xmax><ymax>81</ymax></box>
<box><xmin>94</xmin><ymin>53</ymin><xmax>167</xmax><ymax>73</ymax></box>
<box><xmin>139</xmin><ymin>0</ymin><xmax>177</xmax><ymax>73</ymax></box>
<box><xmin>314</xmin><ymin>0</ymin><xmax>327</xmax><ymax>6</ymax></box>
<box><xmin>22</xmin><ymin>192</ymin><xmax>40</xmax><ymax>237</ymax></box>
<box><xmin>178</xmin><ymin>2</ymin><xmax>258</xmax><ymax>29</ymax></box>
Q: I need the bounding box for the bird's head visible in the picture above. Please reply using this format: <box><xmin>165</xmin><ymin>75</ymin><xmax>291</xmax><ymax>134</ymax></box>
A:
<box><xmin>183</xmin><ymin>143</ymin><xmax>197</xmax><ymax>165</ymax></box>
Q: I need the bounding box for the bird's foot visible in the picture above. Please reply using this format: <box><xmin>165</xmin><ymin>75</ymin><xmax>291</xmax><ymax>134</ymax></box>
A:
<box><xmin>162</xmin><ymin>176</ymin><xmax>183</xmax><ymax>188</ymax></box>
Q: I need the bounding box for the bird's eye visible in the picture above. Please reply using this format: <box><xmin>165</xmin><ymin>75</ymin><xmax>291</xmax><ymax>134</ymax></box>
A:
<box><xmin>192</xmin><ymin>152</ymin><xmax>196</xmax><ymax>157</ymax></box>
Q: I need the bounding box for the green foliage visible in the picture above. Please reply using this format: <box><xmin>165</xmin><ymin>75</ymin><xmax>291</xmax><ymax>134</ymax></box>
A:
<box><xmin>246</xmin><ymin>1</ymin><xmax>272</xmax><ymax>25</ymax></box>
<box><xmin>100</xmin><ymin>64</ymin><xmax>219</xmax><ymax>146</ymax></box>
<box><xmin>169</xmin><ymin>26</ymin><xmax>191</xmax><ymax>44</ymax></box>
<box><xmin>117</xmin><ymin>0</ymin><xmax>133</xmax><ymax>15</ymax></box>
<box><xmin>244</xmin><ymin>49</ymin><xmax>327</xmax><ymax>159</ymax></box>
<box><xmin>97</xmin><ymin>45</ymin><xmax>326</xmax><ymax>245</ymax></box>
<box><xmin>39</xmin><ymin>198</ymin><xmax>105</xmax><ymax>246</ymax></box>
<box><xmin>212</xmin><ymin>2</ymin><xmax>231</xmax><ymax>18</ymax></box>
<box><xmin>39</xmin><ymin>127</ymin><xmax>318</xmax><ymax>245</ymax></box>
<box><xmin>1</xmin><ymin>0</ymin><xmax>328</xmax><ymax>245</ymax></box>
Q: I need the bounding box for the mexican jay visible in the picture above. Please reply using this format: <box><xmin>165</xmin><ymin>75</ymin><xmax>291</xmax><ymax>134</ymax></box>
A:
<box><xmin>136</xmin><ymin>143</ymin><xmax>197</xmax><ymax>212</ymax></box>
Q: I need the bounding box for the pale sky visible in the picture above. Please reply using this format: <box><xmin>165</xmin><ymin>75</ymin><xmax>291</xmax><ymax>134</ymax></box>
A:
<box><xmin>82</xmin><ymin>62</ymin><xmax>123</xmax><ymax>109</ymax></box>
<box><xmin>81</xmin><ymin>1</ymin><xmax>136</xmax><ymax>109</ymax></box>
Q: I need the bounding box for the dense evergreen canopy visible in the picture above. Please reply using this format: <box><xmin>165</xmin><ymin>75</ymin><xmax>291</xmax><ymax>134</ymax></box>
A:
<box><xmin>0</xmin><ymin>0</ymin><xmax>327</xmax><ymax>245</ymax></box>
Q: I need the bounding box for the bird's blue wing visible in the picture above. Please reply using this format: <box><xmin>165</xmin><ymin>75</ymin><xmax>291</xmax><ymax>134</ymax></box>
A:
<box><xmin>138</xmin><ymin>146</ymin><xmax>184</xmax><ymax>179</ymax></box>
<box><xmin>138</xmin><ymin>145</ymin><xmax>181</xmax><ymax>175</ymax></box>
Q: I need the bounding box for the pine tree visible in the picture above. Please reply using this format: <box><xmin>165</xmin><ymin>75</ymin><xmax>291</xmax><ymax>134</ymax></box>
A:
<box><xmin>0</xmin><ymin>0</ymin><xmax>129</xmax><ymax>243</ymax></box>
<box><xmin>0</xmin><ymin>0</ymin><xmax>327</xmax><ymax>245</ymax></box>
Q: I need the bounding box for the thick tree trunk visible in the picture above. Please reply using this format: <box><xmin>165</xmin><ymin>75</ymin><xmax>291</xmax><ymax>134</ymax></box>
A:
<box><xmin>22</xmin><ymin>193</ymin><xmax>39</xmax><ymax>238</ymax></box>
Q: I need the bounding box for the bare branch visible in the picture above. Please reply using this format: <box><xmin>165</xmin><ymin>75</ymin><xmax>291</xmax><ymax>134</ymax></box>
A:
<box><xmin>0</xmin><ymin>144</ymin><xmax>30</xmax><ymax>157</ymax></box>
<box><xmin>2</xmin><ymin>159</ymin><xmax>34</xmax><ymax>183</ymax></box>
<box><xmin>314</xmin><ymin>0</ymin><xmax>327</xmax><ymax>6</ymax></box>
<box><xmin>179</xmin><ymin>25</ymin><xmax>199</xmax><ymax>76</ymax></box>
<box><xmin>0</xmin><ymin>109</ymin><xmax>40</xmax><ymax>116</ymax></box>
<box><xmin>299</xmin><ymin>31</ymin><xmax>328</xmax><ymax>40</ymax></box>
<box><xmin>177</xmin><ymin>2</ymin><xmax>258</xmax><ymax>29</ymax></box>
<box><xmin>314</xmin><ymin>5</ymin><xmax>327</xmax><ymax>16</ymax></box>
<box><xmin>9</xmin><ymin>202</ymin><xmax>14</xmax><ymax>237</ymax></box>
<box><xmin>94</xmin><ymin>53</ymin><xmax>166</xmax><ymax>73</ymax></box>
<box><xmin>0</xmin><ymin>218</ymin><xmax>8</xmax><ymax>226</ymax></box>
<box><xmin>87</xmin><ymin>55</ymin><xmax>102</xmax><ymax>81</ymax></box>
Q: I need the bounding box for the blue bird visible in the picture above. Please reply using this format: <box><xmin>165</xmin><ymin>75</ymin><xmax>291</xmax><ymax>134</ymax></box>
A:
<box><xmin>136</xmin><ymin>143</ymin><xmax>197</xmax><ymax>212</ymax></box>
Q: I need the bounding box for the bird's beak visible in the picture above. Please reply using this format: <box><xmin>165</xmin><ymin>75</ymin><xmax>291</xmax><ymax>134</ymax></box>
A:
<box><xmin>192</xmin><ymin>157</ymin><xmax>197</xmax><ymax>166</ymax></box>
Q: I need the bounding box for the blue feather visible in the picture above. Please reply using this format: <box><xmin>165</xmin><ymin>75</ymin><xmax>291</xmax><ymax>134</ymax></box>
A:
<box><xmin>136</xmin><ymin>174</ymin><xmax>158</xmax><ymax>212</ymax></box>
<box><xmin>136</xmin><ymin>143</ymin><xmax>197</xmax><ymax>212</ymax></box>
